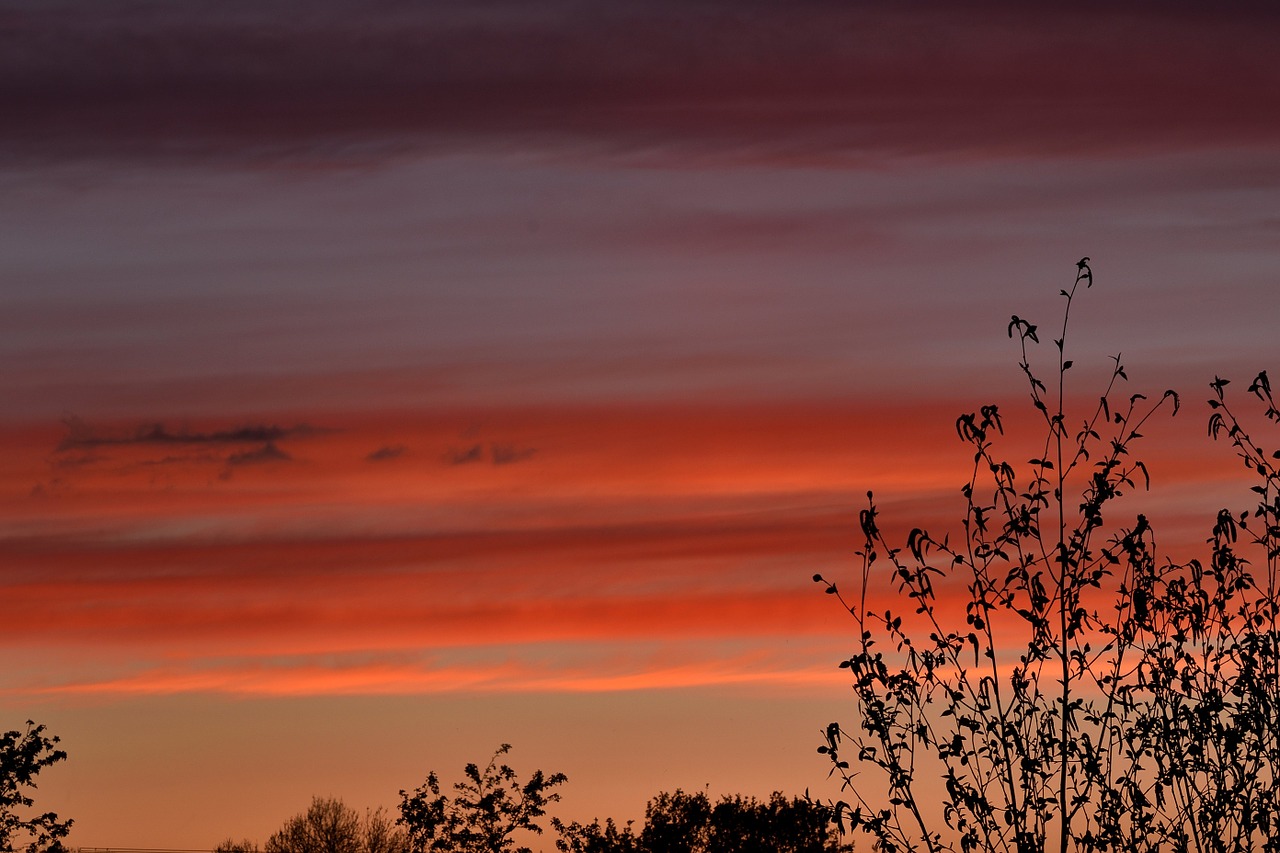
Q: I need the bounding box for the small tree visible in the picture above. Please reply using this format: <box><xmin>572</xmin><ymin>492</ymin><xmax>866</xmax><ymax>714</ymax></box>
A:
<box><xmin>265</xmin><ymin>797</ymin><xmax>406</xmax><ymax>853</ymax></box>
<box><xmin>553</xmin><ymin>817</ymin><xmax>640</xmax><ymax>853</ymax></box>
<box><xmin>638</xmin><ymin>790</ymin><xmax>711</xmax><ymax>853</ymax></box>
<box><xmin>555</xmin><ymin>790</ymin><xmax>850</xmax><ymax>853</ymax></box>
<box><xmin>398</xmin><ymin>744</ymin><xmax>566</xmax><ymax>853</ymax></box>
<box><xmin>706</xmin><ymin>792</ymin><xmax>848</xmax><ymax>853</ymax></box>
<box><xmin>363</xmin><ymin>807</ymin><xmax>408</xmax><ymax>853</ymax></box>
<box><xmin>814</xmin><ymin>260</ymin><xmax>1280</xmax><ymax>852</ymax></box>
<box><xmin>0</xmin><ymin>721</ymin><xmax>71</xmax><ymax>853</ymax></box>
<box><xmin>215</xmin><ymin>840</ymin><xmax>261</xmax><ymax>853</ymax></box>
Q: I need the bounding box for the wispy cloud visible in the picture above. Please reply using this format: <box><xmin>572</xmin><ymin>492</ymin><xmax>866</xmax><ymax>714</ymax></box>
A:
<box><xmin>9</xmin><ymin>644</ymin><xmax>839</xmax><ymax>698</ymax></box>
<box><xmin>225</xmin><ymin>441</ymin><xmax>292</xmax><ymax>467</ymax></box>
<box><xmin>57</xmin><ymin>417</ymin><xmax>321</xmax><ymax>452</ymax></box>
<box><xmin>446</xmin><ymin>442</ymin><xmax>536</xmax><ymax>466</ymax></box>
<box><xmin>45</xmin><ymin>418</ymin><xmax>322</xmax><ymax>484</ymax></box>
<box><xmin>365</xmin><ymin>444</ymin><xmax>407</xmax><ymax>462</ymax></box>
<box><xmin>446</xmin><ymin>444</ymin><xmax>485</xmax><ymax>466</ymax></box>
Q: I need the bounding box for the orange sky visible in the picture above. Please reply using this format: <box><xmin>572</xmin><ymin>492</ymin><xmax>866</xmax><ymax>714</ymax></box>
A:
<box><xmin>4</xmin><ymin>1</ymin><xmax>1280</xmax><ymax>848</ymax></box>
<box><xmin>2</xmin><ymin>393</ymin><xmax>1265</xmax><ymax>844</ymax></box>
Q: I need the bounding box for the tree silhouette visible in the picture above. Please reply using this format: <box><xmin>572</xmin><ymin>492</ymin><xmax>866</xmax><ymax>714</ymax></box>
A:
<box><xmin>0</xmin><ymin>721</ymin><xmax>71</xmax><ymax>853</ymax></box>
<box><xmin>638</xmin><ymin>790</ymin><xmax>710</xmax><ymax>853</ymax></box>
<box><xmin>555</xmin><ymin>790</ymin><xmax>849</xmax><ymax>853</ymax></box>
<box><xmin>704</xmin><ymin>792</ymin><xmax>847</xmax><ymax>853</ymax></box>
<box><xmin>398</xmin><ymin>744</ymin><xmax>566</xmax><ymax>853</ymax></box>
<box><xmin>265</xmin><ymin>797</ymin><xmax>406</xmax><ymax>853</ymax></box>
<box><xmin>214</xmin><ymin>839</ymin><xmax>261</xmax><ymax>853</ymax></box>
<box><xmin>553</xmin><ymin>817</ymin><xmax>641</xmax><ymax>853</ymax></box>
<box><xmin>815</xmin><ymin>260</ymin><xmax>1280</xmax><ymax>852</ymax></box>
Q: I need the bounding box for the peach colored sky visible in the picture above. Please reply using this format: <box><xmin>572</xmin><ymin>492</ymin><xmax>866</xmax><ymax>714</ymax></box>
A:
<box><xmin>3</xmin><ymin>1</ymin><xmax>1280</xmax><ymax>847</ymax></box>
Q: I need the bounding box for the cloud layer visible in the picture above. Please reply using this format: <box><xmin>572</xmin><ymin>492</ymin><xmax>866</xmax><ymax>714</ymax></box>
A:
<box><xmin>0</xmin><ymin>395</ymin><xmax>1246</xmax><ymax>699</ymax></box>
<box><xmin>6</xmin><ymin>1</ymin><xmax>1280</xmax><ymax>164</ymax></box>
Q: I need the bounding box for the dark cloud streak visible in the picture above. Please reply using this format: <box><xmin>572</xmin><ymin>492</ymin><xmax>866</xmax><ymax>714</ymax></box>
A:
<box><xmin>5</xmin><ymin>0</ymin><xmax>1280</xmax><ymax>165</ymax></box>
<box><xmin>445</xmin><ymin>442</ymin><xmax>535</xmax><ymax>466</ymax></box>
<box><xmin>57</xmin><ymin>418</ymin><xmax>322</xmax><ymax>451</ymax></box>
<box><xmin>365</xmin><ymin>445</ymin><xmax>407</xmax><ymax>462</ymax></box>
<box><xmin>225</xmin><ymin>441</ymin><xmax>292</xmax><ymax>467</ymax></box>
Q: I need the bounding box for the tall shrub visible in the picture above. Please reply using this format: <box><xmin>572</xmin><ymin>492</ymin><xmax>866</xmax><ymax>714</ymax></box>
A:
<box><xmin>815</xmin><ymin>260</ymin><xmax>1279</xmax><ymax>853</ymax></box>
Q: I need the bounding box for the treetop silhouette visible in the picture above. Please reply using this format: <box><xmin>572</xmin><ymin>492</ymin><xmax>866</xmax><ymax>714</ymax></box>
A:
<box><xmin>0</xmin><ymin>721</ymin><xmax>71</xmax><ymax>853</ymax></box>
<box><xmin>398</xmin><ymin>743</ymin><xmax>566</xmax><ymax>853</ymax></box>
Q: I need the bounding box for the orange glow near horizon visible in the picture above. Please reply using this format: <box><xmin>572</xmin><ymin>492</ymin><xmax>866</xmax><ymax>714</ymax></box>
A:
<box><xmin>1</xmin><ymin>395</ymin><xmax>1258</xmax><ymax>703</ymax></box>
<box><xmin>2</xmin><ymin>401</ymin><xmax>954</xmax><ymax>699</ymax></box>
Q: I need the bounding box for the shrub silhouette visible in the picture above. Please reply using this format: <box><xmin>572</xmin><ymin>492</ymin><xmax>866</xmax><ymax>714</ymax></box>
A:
<box><xmin>554</xmin><ymin>790</ymin><xmax>849</xmax><ymax>853</ymax></box>
<box><xmin>398</xmin><ymin>744</ymin><xmax>566</xmax><ymax>853</ymax></box>
<box><xmin>264</xmin><ymin>797</ymin><xmax>405</xmax><ymax>853</ymax></box>
<box><xmin>814</xmin><ymin>260</ymin><xmax>1280</xmax><ymax>852</ymax></box>
<box><xmin>0</xmin><ymin>721</ymin><xmax>71</xmax><ymax>853</ymax></box>
<box><xmin>553</xmin><ymin>815</ymin><xmax>640</xmax><ymax>853</ymax></box>
<box><xmin>214</xmin><ymin>840</ymin><xmax>261</xmax><ymax>853</ymax></box>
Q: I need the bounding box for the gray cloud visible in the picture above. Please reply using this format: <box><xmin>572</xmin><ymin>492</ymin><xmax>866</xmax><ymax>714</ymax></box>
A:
<box><xmin>366</xmin><ymin>445</ymin><xmax>407</xmax><ymax>462</ymax></box>
<box><xmin>490</xmin><ymin>443</ymin><xmax>536</xmax><ymax>466</ymax></box>
<box><xmin>446</xmin><ymin>444</ymin><xmax>485</xmax><ymax>466</ymax></box>
<box><xmin>226</xmin><ymin>441</ymin><xmax>292</xmax><ymax>467</ymax></box>
<box><xmin>52</xmin><ymin>418</ymin><xmax>320</xmax><ymax>481</ymax></box>
<box><xmin>445</xmin><ymin>442</ymin><xmax>535</xmax><ymax>466</ymax></box>
<box><xmin>49</xmin><ymin>452</ymin><xmax>105</xmax><ymax>470</ymax></box>
<box><xmin>57</xmin><ymin>417</ymin><xmax>322</xmax><ymax>452</ymax></box>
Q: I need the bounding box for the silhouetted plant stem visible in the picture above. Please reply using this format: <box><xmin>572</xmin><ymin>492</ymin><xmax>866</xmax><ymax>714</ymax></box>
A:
<box><xmin>816</xmin><ymin>260</ymin><xmax>1280</xmax><ymax>852</ymax></box>
<box><xmin>1052</xmin><ymin>268</ymin><xmax>1084</xmax><ymax>853</ymax></box>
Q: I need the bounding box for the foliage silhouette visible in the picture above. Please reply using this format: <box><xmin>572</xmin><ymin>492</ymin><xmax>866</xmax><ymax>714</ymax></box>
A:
<box><xmin>553</xmin><ymin>816</ymin><xmax>640</xmax><ymax>853</ymax></box>
<box><xmin>214</xmin><ymin>840</ymin><xmax>261</xmax><ymax>853</ymax></box>
<box><xmin>814</xmin><ymin>260</ymin><xmax>1280</xmax><ymax>852</ymax></box>
<box><xmin>265</xmin><ymin>797</ymin><xmax>406</xmax><ymax>853</ymax></box>
<box><xmin>554</xmin><ymin>789</ymin><xmax>850</xmax><ymax>853</ymax></box>
<box><xmin>639</xmin><ymin>790</ymin><xmax>710</xmax><ymax>853</ymax></box>
<box><xmin>0</xmin><ymin>721</ymin><xmax>71</xmax><ymax>853</ymax></box>
<box><xmin>398</xmin><ymin>744</ymin><xmax>566</xmax><ymax>853</ymax></box>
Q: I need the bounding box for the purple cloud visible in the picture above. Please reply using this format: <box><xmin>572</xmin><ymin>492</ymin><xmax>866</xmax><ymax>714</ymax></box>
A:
<box><xmin>5</xmin><ymin>1</ymin><xmax>1280</xmax><ymax>165</ymax></box>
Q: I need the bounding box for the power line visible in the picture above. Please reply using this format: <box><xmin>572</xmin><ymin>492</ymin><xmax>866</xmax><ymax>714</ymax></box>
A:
<box><xmin>77</xmin><ymin>848</ymin><xmax>222</xmax><ymax>853</ymax></box>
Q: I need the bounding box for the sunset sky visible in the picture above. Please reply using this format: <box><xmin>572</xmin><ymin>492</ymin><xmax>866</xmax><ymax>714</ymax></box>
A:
<box><xmin>3</xmin><ymin>1</ymin><xmax>1280</xmax><ymax>847</ymax></box>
